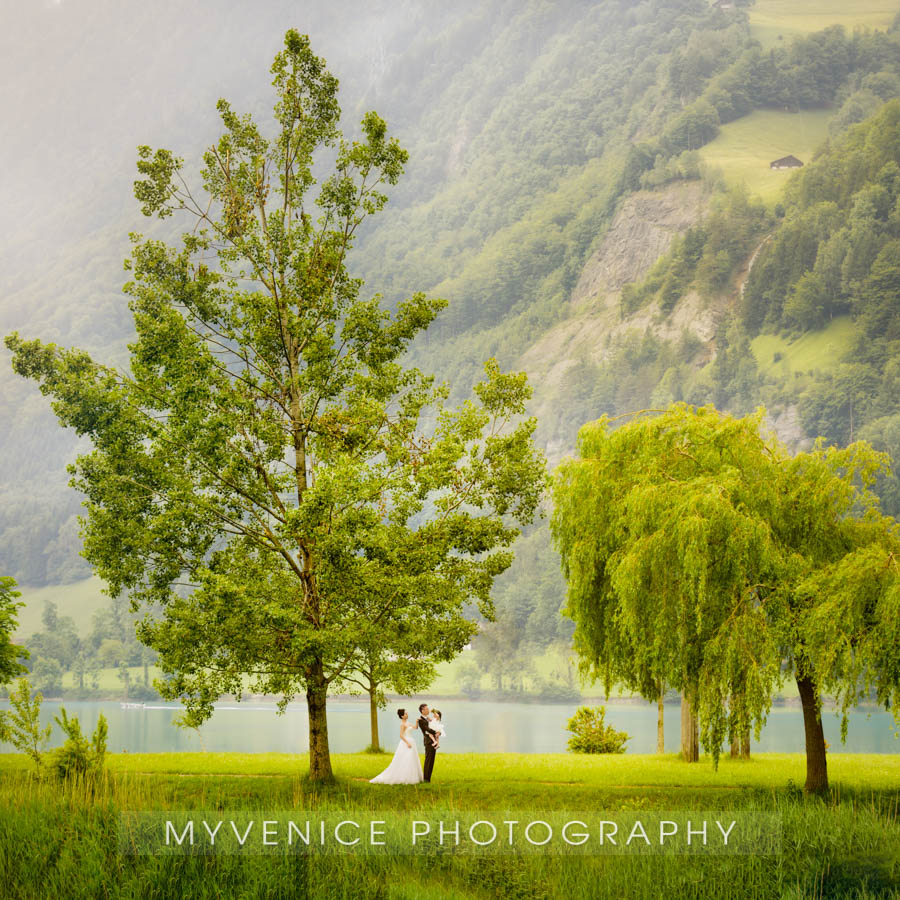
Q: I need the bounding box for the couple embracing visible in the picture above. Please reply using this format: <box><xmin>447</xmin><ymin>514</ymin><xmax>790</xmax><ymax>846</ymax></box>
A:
<box><xmin>369</xmin><ymin>703</ymin><xmax>445</xmax><ymax>785</ymax></box>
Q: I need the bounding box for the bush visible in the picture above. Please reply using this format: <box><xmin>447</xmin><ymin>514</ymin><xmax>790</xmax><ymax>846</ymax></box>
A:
<box><xmin>1</xmin><ymin>678</ymin><xmax>51</xmax><ymax>770</ymax></box>
<box><xmin>48</xmin><ymin>706</ymin><xmax>108</xmax><ymax>781</ymax></box>
<box><xmin>565</xmin><ymin>705</ymin><xmax>629</xmax><ymax>754</ymax></box>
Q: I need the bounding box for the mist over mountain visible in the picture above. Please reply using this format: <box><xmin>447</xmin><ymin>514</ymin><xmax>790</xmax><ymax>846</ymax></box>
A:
<box><xmin>2</xmin><ymin>0</ymin><xmax>899</xmax><ymax>699</ymax></box>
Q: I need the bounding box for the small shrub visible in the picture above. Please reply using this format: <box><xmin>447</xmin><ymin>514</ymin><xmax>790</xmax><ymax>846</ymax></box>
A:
<box><xmin>2</xmin><ymin>678</ymin><xmax>51</xmax><ymax>770</ymax></box>
<box><xmin>48</xmin><ymin>706</ymin><xmax>108</xmax><ymax>781</ymax></box>
<box><xmin>565</xmin><ymin>705</ymin><xmax>629</xmax><ymax>754</ymax></box>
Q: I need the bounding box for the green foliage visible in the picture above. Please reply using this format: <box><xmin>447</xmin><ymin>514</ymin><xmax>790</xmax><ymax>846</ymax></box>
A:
<box><xmin>24</xmin><ymin>599</ymin><xmax>82</xmax><ymax>672</ymax></box>
<box><xmin>565</xmin><ymin>705</ymin><xmax>629</xmax><ymax>754</ymax></box>
<box><xmin>8</xmin><ymin>585</ymin><xmax>153</xmax><ymax>703</ymax></box>
<box><xmin>700</xmin><ymin>25</ymin><xmax>900</xmax><ymax>125</ymax></box>
<box><xmin>5</xmin><ymin>31</ymin><xmax>546</xmax><ymax>780</ymax></box>
<box><xmin>344</xmin><ymin>609</ymin><xmax>475</xmax><ymax>745</ymax></box>
<box><xmin>48</xmin><ymin>706</ymin><xmax>108</xmax><ymax>782</ymax></box>
<box><xmin>360</xmin><ymin>0</ymin><xmax>746</xmax><ymax>344</ymax></box>
<box><xmin>30</xmin><ymin>657</ymin><xmax>63</xmax><ymax>696</ymax></box>
<box><xmin>709</xmin><ymin>321</ymin><xmax>762</xmax><ymax>414</ymax></box>
<box><xmin>551</xmin><ymin>404</ymin><xmax>900</xmax><ymax>776</ymax></box>
<box><xmin>1</xmin><ymin>677</ymin><xmax>51</xmax><ymax>771</ymax></box>
<box><xmin>4</xmin><ymin>6</ymin><xmax>900</xmax><ymax>718</ymax></box>
<box><xmin>858</xmin><ymin>413</ymin><xmax>900</xmax><ymax>515</ymax></box>
<box><xmin>5</xmin><ymin>5</ymin><xmax>900</xmax><ymax>596</ymax></box>
<box><xmin>742</xmin><ymin>101</ymin><xmax>900</xmax><ymax>337</ymax></box>
<box><xmin>0</xmin><ymin>576</ymin><xmax>28</xmax><ymax>686</ymax></box>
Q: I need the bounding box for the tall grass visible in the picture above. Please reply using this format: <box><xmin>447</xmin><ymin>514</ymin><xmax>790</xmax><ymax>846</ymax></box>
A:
<box><xmin>0</xmin><ymin>753</ymin><xmax>898</xmax><ymax>898</ymax></box>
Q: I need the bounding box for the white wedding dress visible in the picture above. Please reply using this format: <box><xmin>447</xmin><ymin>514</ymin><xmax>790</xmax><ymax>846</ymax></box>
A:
<box><xmin>369</xmin><ymin>721</ymin><xmax>424</xmax><ymax>784</ymax></box>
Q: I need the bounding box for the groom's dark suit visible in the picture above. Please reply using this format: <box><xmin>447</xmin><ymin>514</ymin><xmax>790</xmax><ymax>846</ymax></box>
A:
<box><xmin>418</xmin><ymin>714</ymin><xmax>438</xmax><ymax>782</ymax></box>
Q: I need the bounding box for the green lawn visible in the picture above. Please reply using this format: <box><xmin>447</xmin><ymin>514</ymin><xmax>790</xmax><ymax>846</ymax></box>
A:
<box><xmin>2</xmin><ymin>750</ymin><xmax>898</xmax><ymax>791</ymax></box>
<box><xmin>751</xmin><ymin>315</ymin><xmax>856</xmax><ymax>377</ymax></box>
<box><xmin>699</xmin><ymin>109</ymin><xmax>834</xmax><ymax>203</ymax></box>
<box><xmin>1</xmin><ymin>752</ymin><xmax>898</xmax><ymax>898</ymax></box>
<box><xmin>745</xmin><ymin>0</ymin><xmax>900</xmax><ymax>50</ymax></box>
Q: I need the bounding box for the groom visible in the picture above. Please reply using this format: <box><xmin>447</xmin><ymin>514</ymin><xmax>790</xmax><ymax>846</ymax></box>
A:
<box><xmin>417</xmin><ymin>702</ymin><xmax>438</xmax><ymax>783</ymax></box>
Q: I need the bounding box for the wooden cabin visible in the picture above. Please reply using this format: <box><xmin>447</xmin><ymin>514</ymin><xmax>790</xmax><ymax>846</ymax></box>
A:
<box><xmin>770</xmin><ymin>155</ymin><xmax>803</xmax><ymax>170</ymax></box>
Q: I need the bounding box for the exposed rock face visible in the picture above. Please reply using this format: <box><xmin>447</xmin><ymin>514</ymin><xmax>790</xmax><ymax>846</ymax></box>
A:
<box><xmin>570</xmin><ymin>180</ymin><xmax>706</xmax><ymax>304</ymax></box>
<box><xmin>520</xmin><ymin>180</ymin><xmax>716</xmax><ymax>392</ymax></box>
<box><xmin>765</xmin><ymin>404</ymin><xmax>814</xmax><ymax>452</ymax></box>
<box><xmin>515</xmin><ymin>177</ymin><xmax>812</xmax><ymax>459</ymax></box>
<box><xmin>446</xmin><ymin>118</ymin><xmax>471</xmax><ymax>177</ymax></box>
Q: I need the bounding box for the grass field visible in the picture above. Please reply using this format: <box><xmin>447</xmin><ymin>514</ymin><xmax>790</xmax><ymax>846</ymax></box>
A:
<box><xmin>745</xmin><ymin>0</ymin><xmax>900</xmax><ymax>50</ymax></box>
<box><xmin>751</xmin><ymin>315</ymin><xmax>856</xmax><ymax>377</ymax></box>
<box><xmin>0</xmin><ymin>751</ymin><xmax>898</xmax><ymax>898</ymax></box>
<box><xmin>12</xmin><ymin>576</ymin><xmax>109</xmax><ymax>640</ymax></box>
<box><xmin>699</xmin><ymin>109</ymin><xmax>834</xmax><ymax>203</ymax></box>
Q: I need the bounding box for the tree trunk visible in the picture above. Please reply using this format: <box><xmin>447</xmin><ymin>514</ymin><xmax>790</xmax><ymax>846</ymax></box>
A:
<box><xmin>730</xmin><ymin>730</ymin><xmax>750</xmax><ymax>759</ymax></box>
<box><xmin>306</xmin><ymin>659</ymin><xmax>333</xmax><ymax>781</ymax></box>
<box><xmin>680</xmin><ymin>692</ymin><xmax>699</xmax><ymax>762</ymax></box>
<box><xmin>657</xmin><ymin>693</ymin><xmax>665</xmax><ymax>754</ymax></box>
<box><xmin>796</xmin><ymin>671</ymin><xmax>828</xmax><ymax>794</ymax></box>
<box><xmin>368</xmin><ymin>688</ymin><xmax>380</xmax><ymax>750</ymax></box>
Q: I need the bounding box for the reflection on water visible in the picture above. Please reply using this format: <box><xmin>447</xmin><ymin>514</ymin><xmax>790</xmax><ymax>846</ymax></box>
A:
<box><xmin>0</xmin><ymin>699</ymin><xmax>897</xmax><ymax>755</ymax></box>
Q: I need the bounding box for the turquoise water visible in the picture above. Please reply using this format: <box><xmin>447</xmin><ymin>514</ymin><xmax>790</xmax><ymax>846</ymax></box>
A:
<box><xmin>1</xmin><ymin>699</ymin><xmax>897</xmax><ymax>754</ymax></box>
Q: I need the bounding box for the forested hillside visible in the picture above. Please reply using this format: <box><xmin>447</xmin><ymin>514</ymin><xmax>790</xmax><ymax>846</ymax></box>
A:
<box><xmin>2</xmin><ymin>0</ymin><xmax>900</xmax><ymax>700</ymax></box>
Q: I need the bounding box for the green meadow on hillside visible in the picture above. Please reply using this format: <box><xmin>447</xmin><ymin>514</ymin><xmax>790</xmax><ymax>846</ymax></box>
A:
<box><xmin>746</xmin><ymin>0</ymin><xmax>899</xmax><ymax>50</ymax></box>
<box><xmin>751</xmin><ymin>316</ymin><xmax>857</xmax><ymax>378</ymax></box>
<box><xmin>11</xmin><ymin>577</ymin><xmax>108</xmax><ymax>640</ymax></box>
<box><xmin>698</xmin><ymin>109</ymin><xmax>833</xmax><ymax>203</ymax></box>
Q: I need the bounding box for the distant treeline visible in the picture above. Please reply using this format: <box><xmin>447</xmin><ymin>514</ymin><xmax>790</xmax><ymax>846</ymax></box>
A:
<box><xmin>1</xmin><ymin>597</ymin><xmax>159</xmax><ymax>702</ymax></box>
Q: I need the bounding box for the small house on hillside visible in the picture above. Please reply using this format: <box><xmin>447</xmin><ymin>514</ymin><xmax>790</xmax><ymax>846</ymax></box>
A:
<box><xmin>770</xmin><ymin>155</ymin><xmax>803</xmax><ymax>170</ymax></box>
<box><xmin>712</xmin><ymin>1</ymin><xmax>735</xmax><ymax>9</ymax></box>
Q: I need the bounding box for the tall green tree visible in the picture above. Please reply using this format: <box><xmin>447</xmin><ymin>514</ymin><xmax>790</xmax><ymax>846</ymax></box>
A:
<box><xmin>5</xmin><ymin>31</ymin><xmax>545</xmax><ymax>780</ymax></box>
<box><xmin>346</xmin><ymin>606</ymin><xmax>473</xmax><ymax>752</ymax></box>
<box><xmin>551</xmin><ymin>404</ymin><xmax>900</xmax><ymax>793</ymax></box>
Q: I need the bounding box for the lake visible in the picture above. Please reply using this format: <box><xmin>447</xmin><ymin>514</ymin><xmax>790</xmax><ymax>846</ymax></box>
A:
<box><xmin>1</xmin><ymin>699</ymin><xmax>898</xmax><ymax>755</ymax></box>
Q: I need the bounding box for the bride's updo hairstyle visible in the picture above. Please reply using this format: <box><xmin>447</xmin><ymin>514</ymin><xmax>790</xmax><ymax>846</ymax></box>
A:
<box><xmin>396</xmin><ymin>708</ymin><xmax>406</xmax><ymax>719</ymax></box>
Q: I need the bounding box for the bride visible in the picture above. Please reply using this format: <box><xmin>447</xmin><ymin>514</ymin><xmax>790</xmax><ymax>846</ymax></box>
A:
<box><xmin>369</xmin><ymin>709</ymin><xmax>424</xmax><ymax>785</ymax></box>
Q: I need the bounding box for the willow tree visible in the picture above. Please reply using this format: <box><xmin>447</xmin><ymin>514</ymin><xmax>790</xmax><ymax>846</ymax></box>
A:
<box><xmin>551</xmin><ymin>404</ymin><xmax>900</xmax><ymax>793</ymax></box>
<box><xmin>772</xmin><ymin>445</ymin><xmax>900</xmax><ymax>792</ymax></box>
<box><xmin>5</xmin><ymin>31</ymin><xmax>545</xmax><ymax>781</ymax></box>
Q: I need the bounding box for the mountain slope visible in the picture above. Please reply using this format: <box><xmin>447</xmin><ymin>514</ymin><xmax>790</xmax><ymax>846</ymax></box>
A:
<box><xmin>2</xmin><ymin>0</ymin><xmax>899</xmax><ymax>601</ymax></box>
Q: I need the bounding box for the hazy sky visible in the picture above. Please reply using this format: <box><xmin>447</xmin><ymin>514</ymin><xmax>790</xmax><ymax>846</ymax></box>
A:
<box><xmin>0</xmin><ymin>0</ymin><xmax>413</xmax><ymax>281</ymax></box>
